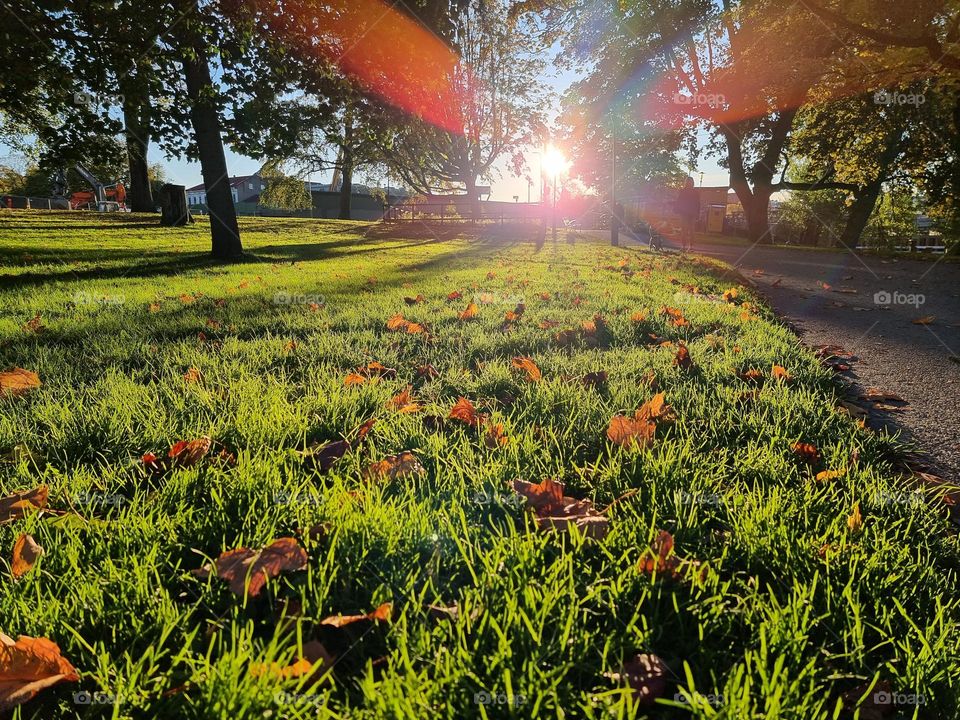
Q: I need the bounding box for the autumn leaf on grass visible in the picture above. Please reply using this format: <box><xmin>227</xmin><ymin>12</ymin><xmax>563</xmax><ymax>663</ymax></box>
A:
<box><xmin>581</xmin><ymin>371</ymin><xmax>608</xmax><ymax>389</ymax></box>
<box><xmin>148</xmin><ymin>302</ymin><xmax>161</xmax><ymax>313</ymax></box>
<box><xmin>415</xmin><ymin>364</ymin><xmax>439</xmax><ymax>380</ymax></box>
<box><xmin>363</xmin><ymin>451</ymin><xmax>425</xmax><ymax>481</ymax></box>
<box><xmin>912</xmin><ymin>315</ymin><xmax>936</xmax><ymax>325</ymax></box>
<box><xmin>511</xmin><ymin>357</ymin><xmax>541</xmax><ymax>382</ymax></box>
<box><xmin>847</xmin><ymin>503</ymin><xmax>863</xmax><ymax>534</ymax></box>
<box><xmin>22</xmin><ymin>314</ymin><xmax>44</xmax><ymax>333</ymax></box>
<box><xmin>0</xmin><ymin>369</ymin><xmax>41</xmax><ymax>398</ymax></box>
<box><xmin>509</xmin><ymin>478</ymin><xmax>610</xmax><ymax>540</ymax></box>
<box><xmin>606</xmin><ymin>653</ymin><xmax>668</xmax><ymax>707</ymax></box>
<box><xmin>320</xmin><ymin>602</ymin><xmax>392</xmax><ymax>628</ymax></box>
<box><xmin>446</xmin><ymin>290</ymin><xmax>462</xmax><ymax>301</ymax></box>
<box><xmin>0</xmin><ymin>633</ymin><xmax>79</xmax><ymax>711</ymax></box>
<box><xmin>771</xmin><ymin>364</ymin><xmax>792</xmax><ymax>382</ymax></box>
<box><xmin>458</xmin><ymin>302</ymin><xmax>479</xmax><ymax>321</ymax></box>
<box><xmin>0</xmin><ymin>486</ymin><xmax>48</xmax><ymax>525</ymax></box>
<box><xmin>386</xmin><ymin>313</ymin><xmax>409</xmax><ymax>331</ymax></box>
<box><xmin>738</xmin><ymin>368</ymin><xmax>764</xmax><ymax>383</ymax></box>
<box><xmin>386</xmin><ymin>386</ymin><xmax>421</xmax><ymax>414</ymax></box>
<box><xmin>183</xmin><ymin>367</ymin><xmax>202</xmax><ymax>384</ymax></box>
<box><xmin>448</xmin><ymin>397</ymin><xmax>483</xmax><ymax>427</ymax></box>
<box><xmin>815</xmin><ymin>469</ymin><xmax>844</xmax><ymax>483</ymax></box>
<box><xmin>298</xmin><ymin>439</ymin><xmax>351</xmax><ymax>473</ymax></box>
<box><xmin>249</xmin><ymin>640</ymin><xmax>333</xmax><ymax>682</ymax></box>
<box><xmin>344</xmin><ymin>372</ymin><xmax>366</xmax><ymax>386</ymax></box>
<box><xmin>192</xmin><ymin>537</ymin><xmax>308</xmax><ymax>598</ymax></box>
<box><xmin>483</xmin><ymin>423</ymin><xmax>508</xmax><ymax>449</ymax></box>
<box><xmin>790</xmin><ymin>442</ymin><xmax>820</xmax><ymax>465</ymax></box>
<box><xmin>607</xmin><ymin>394</ymin><xmax>673</xmax><ymax>450</ymax></box>
<box><xmin>169</xmin><ymin>437</ymin><xmax>212</xmax><ymax>468</ymax></box>
<box><xmin>671</xmin><ymin>342</ymin><xmax>694</xmax><ymax>371</ymax></box>
<box><xmin>629</xmin><ymin>310</ymin><xmax>648</xmax><ymax>324</ymax></box>
<box><xmin>11</xmin><ymin>534</ymin><xmax>42</xmax><ymax>578</ymax></box>
<box><xmin>722</xmin><ymin>288</ymin><xmax>739</xmax><ymax>303</ymax></box>
<box><xmin>660</xmin><ymin>306</ymin><xmax>689</xmax><ymax>327</ymax></box>
<box><xmin>404</xmin><ymin>294</ymin><xmax>425</xmax><ymax>305</ymax></box>
<box><xmin>639</xmin><ymin>530</ymin><xmax>704</xmax><ymax>581</ymax></box>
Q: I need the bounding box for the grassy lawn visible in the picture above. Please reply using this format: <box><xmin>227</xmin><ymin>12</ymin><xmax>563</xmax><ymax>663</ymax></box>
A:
<box><xmin>0</xmin><ymin>211</ymin><xmax>957</xmax><ymax>719</ymax></box>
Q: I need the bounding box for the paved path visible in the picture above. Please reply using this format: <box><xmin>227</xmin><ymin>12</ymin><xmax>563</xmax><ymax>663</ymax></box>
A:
<box><xmin>696</xmin><ymin>242</ymin><xmax>960</xmax><ymax>480</ymax></box>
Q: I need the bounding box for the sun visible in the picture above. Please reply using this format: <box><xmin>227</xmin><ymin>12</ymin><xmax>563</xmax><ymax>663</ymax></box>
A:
<box><xmin>542</xmin><ymin>146</ymin><xmax>570</xmax><ymax>178</ymax></box>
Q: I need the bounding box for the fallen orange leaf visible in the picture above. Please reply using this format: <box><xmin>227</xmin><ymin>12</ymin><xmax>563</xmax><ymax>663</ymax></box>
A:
<box><xmin>458</xmin><ymin>302</ymin><xmax>479</xmax><ymax>321</ymax></box>
<box><xmin>320</xmin><ymin>602</ymin><xmax>392</xmax><ymax>628</ymax></box>
<box><xmin>11</xmin><ymin>534</ymin><xmax>42</xmax><ymax>579</ymax></box>
<box><xmin>192</xmin><ymin>537</ymin><xmax>308</xmax><ymax>597</ymax></box>
<box><xmin>0</xmin><ymin>633</ymin><xmax>79</xmax><ymax>711</ymax></box>
<box><xmin>0</xmin><ymin>369</ymin><xmax>41</xmax><ymax>398</ymax></box>
<box><xmin>511</xmin><ymin>357</ymin><xmax>541</xmax><ymax>382</ymax></box>
<box><xmin>0</xmin><ymin>486</ymin><xmax>48</xmax><ymax>525</ymax></box>
<box><xmin>364</xmin><ymin>451</ymin><xmax>425</xmax><ymax>480</ymax></box>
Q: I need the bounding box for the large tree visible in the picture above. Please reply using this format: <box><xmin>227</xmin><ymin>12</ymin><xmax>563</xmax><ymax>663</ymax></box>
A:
<box><xmin>385</xmin><ymin>0</ymin><xmax>547</xmax><ymax>220</ymax></box>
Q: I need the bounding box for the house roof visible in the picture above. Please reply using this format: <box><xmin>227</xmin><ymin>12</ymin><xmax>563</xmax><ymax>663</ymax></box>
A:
<box><xmin>186</xmin><ymin>175</ymin><xmax>255</xmax><ymax>193</ymax></box>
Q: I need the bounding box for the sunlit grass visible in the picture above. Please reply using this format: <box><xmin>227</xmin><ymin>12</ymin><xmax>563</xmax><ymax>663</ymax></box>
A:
<box><xmin>0</xmin><ymin>211</ymin><xmax>957</xmax><ymax>719</ymax></box>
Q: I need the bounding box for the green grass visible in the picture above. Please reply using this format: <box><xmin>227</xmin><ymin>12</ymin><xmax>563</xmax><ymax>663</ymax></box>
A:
<box><xmin>0</xmin><ymin>210</ymin><xmax>957</xmax><ymax>719</ymax></box>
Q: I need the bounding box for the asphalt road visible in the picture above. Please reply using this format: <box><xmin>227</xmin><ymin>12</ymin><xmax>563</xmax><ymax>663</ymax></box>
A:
<box><xmin>696</xmin><ymin>242</ymin><xmax>960</xmax><ymax>481</ymax></box>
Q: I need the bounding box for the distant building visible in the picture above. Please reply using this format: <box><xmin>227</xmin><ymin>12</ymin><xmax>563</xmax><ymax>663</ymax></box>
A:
<box><xmin>186</xmin><ymin>172</ymin><xmax>268</xmax><ymax>206</ymax></box>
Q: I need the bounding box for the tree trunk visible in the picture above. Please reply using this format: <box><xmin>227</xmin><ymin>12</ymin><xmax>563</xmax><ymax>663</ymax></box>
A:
<box><xmin>464</xmin><ymin>175</ymin><xmax>481</xmax><ymax>222</ymax></box>
<box><xmin>175</xmin><ymin>3</ymin><xmax>242</xmax><ymax>259</ymax></box>
<box><xmin>840</xmin><ymin>182</ymin><xmax>882</xmax><ymax>248</ymax></box>
<box><xmin>122</xmin><ymin>94</ymin><xmax>154</xmax><ymax>212</ymax></box>
<box><xmin>338</xmin><ymin>149</ymin><xmax>353</xmax><ymax>220</ymax></box>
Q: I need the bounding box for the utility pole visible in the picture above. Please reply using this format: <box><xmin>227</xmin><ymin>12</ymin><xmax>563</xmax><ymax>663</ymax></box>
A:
<box><xmin>611</xmin><ymin>125</ymin><xmax>619</xmax><ymax>247</ymax></box>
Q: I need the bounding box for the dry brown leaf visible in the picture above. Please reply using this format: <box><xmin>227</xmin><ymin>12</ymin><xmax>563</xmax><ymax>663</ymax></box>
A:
<box><xmin>458</xmin><ymin>302</ymin><xmax>479</xmax><ymax>321</ymax></box>
<box><xmin>847</xmin><ymin>503</ymin><xmax>863</xmax><ymax>533</ymax></box>
<box><xmin>509</xmin><ymin>478</ymin><xmax>609</xmax><ymax>540</ymax></box>
<box><xmin>606</xmin><ymin>415</ymin><xmax>656</xmax><ymax>450</ymax></box>
<box><xmin>169</xmin><ymin>437</ymin><xmax>212</xmax><ymax>468</ymax></box>
<box><xmin>790</xmin><ymin>442</ymin><xmax>820</xmax><ymax>465</ymax></box>
<box><xmin>298</xmin><ymin>439</ymin><xmax>351</xmax><ymax>473</ymax></box>
<box><xmin>815</xmin><ymin>469</ymin><xmax>844</xmax><ymax>483</ymax></box>
<box><xmin>249</xmin><ymin>640</ymin><xmax>333</xmax><ymax>681</ymax></box>
<box><xmin>183</xmin><ymin>367</ymin><xmax>202</xmax><ymax>384</ymax></box>
<box><xmin>0</xmin><ymin>369</ymin><xmax>41</xmax><ymax>398</ymax></box>
<box><xmin>192</xmin><ymin>537</ymin><xmax>308</xmax><ymax>597</ymax></box>
<box><xmin>386</xmin><ymin>386</ymin><xmax>421</xmax><ymax>414</ymax></box>
<box><xmin>320</xmin><ymin>602</ymin><xmax>392</xmax><ymax>628</ymax></box>
<box><xmin>448</xmin><ymin>397</ymin><xmax>482</xmax><ymax>427</ymax></box>
<box><xmin>771</xmin><ymin>364</ymin><xmax>792</xmax><ymax>381</ymax></box>
<box><xmin>611</xmin><ymin>653</ymin><xmax>669</xmax><ymax>707</ymax></box>
<box><xmin>511</xmin><ymin>357</ymin><xmax>541</xmax><ymax>382</ymax></box>
<box><xmin>22</xmin><ymin>314</ymin><xmax>44</xmax><ymax>333</ymax></box>
<box><xmin>483</xmin><ymin>423</ymin><xmax>508</xmax><ymax>449</ymax></box>
<box><xmin>863</xmin><ymin>388</ymin><xmax>906</xmax><ymax>403</ymax></box>
<box><xmin>673</xmin><ymin>344</ymin><xmax>693</xmax><ymax>371</ymax></box>
<box><xmin>0</xmin><ymin>633</ymin><xmax>79</xmax><ymax>711</ymax></box>
<box><xmin>912</xmin><ymin>315</ymin><xmax>935</xmax><ymax>325</ymax></box>
<box><xmin>344</xmin><ymin>372</ymin><xmax>366</xmax><ymax>386</ymax></box>
<box><xmin>11</xmin><ymin>534</ymin><xmax>42</xmax><ymax>578</ymax></box>
<box><xmin>363</xmin><ymin>451</ymin><xmax>425</xmax><ymax>481</ymax></box>
<box><xmin>386</xmin><ymin>313</ymin><xmax>409</xmax><ymax>331</ymax></box>
<box><xmin>0</xmin><ymin>486</ymin><xmax>48</xmax><ymax>525</ymax></box>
